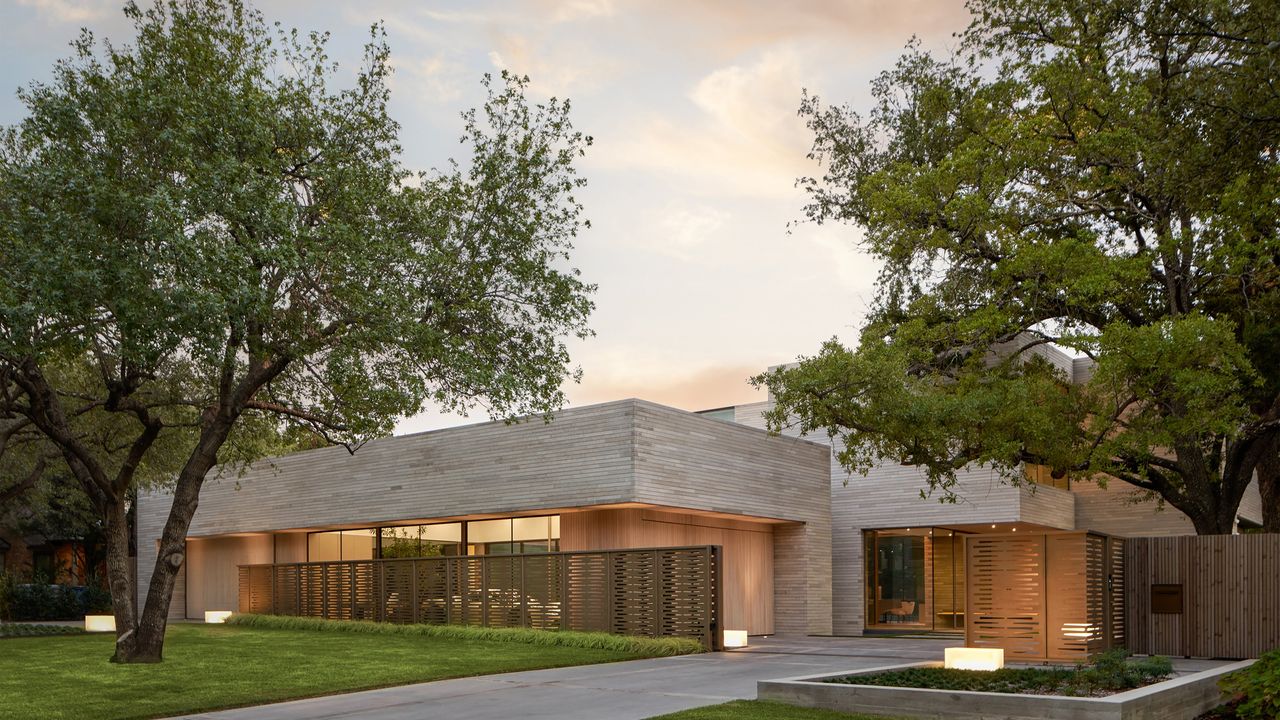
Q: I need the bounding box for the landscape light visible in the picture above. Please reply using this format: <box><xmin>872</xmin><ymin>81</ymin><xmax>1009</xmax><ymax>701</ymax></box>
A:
<box><xmin>204</xmin><ymin>610</ymin><xmax>233</xmax><ymax>624</ymax></box>
<box><xmin>723</xmin><ymin>630</ymin><xmax>748</xmax><ymax>648</ymax></box>
<box><xmin>944</xmin><ymin>647</ymin><xmax>1004</xmax><ymax>671</ymax></box>
<box><xmin>84</xmin><ymin>615</ymin><xmax>116</xmax><ymax>632</ymax></box>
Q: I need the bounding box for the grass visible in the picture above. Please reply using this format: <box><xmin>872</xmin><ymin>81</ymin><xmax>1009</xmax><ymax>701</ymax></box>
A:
<box><xmin>648</xmin><ymin>700</ymin><xmax>909</xmax><ymax>719</ymax></box>
<box><xmin>0</xmin><ymin>621</ymin><xmax>682</xmax><ymax>720</ymax></box>
<box><xmin>0</xmin><ymin>622</ymin><xmax>86</xmax><ymax>638</ymax></box>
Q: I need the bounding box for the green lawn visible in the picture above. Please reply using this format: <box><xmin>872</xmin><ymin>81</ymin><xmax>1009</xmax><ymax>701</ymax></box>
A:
<box><xmin>649</xmin><ymin>700</ymin><xmax>908</xmax><ymax>720</ymax></box>
<box><xmin>0</xmin><ymin>623</ymin><xmax>652</xmax><ymax>720</ymax></box>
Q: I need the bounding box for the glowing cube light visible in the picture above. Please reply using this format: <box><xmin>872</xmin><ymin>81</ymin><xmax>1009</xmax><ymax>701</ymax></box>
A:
<box><xmin>723</xmin><ymin>630</ymin><xmax>749</xmax><ymax>648</ymax></box>
<box><xmin>84</xmin><ymin>615</ymin><xmax>116</xmax><ymax>632</ymax></box>
<box><xmin>944</xmin><ymin>647</ymin><xmax>1004</xmax><ymax>671</ymax></box>
<box><xmin>204</xmin><ymin>610</ymin><xmax>233</xmax><ymax>624</ymax></box>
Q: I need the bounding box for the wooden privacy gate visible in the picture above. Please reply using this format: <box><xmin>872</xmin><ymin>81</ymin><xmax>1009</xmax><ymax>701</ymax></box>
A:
<box><xmin>1126</xmin><ymin>534</ymin><xmax>1280</xmax><ymax>659</ymax></box>
<box><xmin>238</xmin><ymin>545</ymin><xmax>724</xmax><ymax>649</ymax></box>
<box><xmin>966</xmin><ymin>531</ymin><xmax>1125</xmax><ymax>661</ymax></box>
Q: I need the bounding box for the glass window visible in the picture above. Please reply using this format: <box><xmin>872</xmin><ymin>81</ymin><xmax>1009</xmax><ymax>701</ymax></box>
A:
<box><xmin>379</xmin><ymin>526</ymin><xmax>422</xmax><ymax>558</ymax></box>
<box><xmin>864</xmin><ymin>527</ymin><xmax>968</xmax><ymax>633</ymax></box>
<box><xmin>467</xmin><ymin>516</ymin><xmax>560</xmax><ymax>555</ymax></box>
<box><xmin>467</xmin><ymin>519</ymin><xmax>512</xmax><ymax>545</ymax></box>
<box><xmin>308</xmin><ymin>531</ymin><xmax>341</xmax><ymax>561</ymax></box>
<box><xmin>420</xmin><ymin>523</ymin><xmax>462</xmax><ymax>557</ymax></box>
<box><xmin>339</xmin><ymin>529</ymin><xmax>377</xmax><ymax>560</ymax></box>
<box><xmin>378</xmin><ymin>523</ymin><xmax>462</xmax><ymax>558</ymax></box>
<box><xmin>308</xmin><ymin>516</ymin><xmax>560</xmax><ymax>561</ymax></box>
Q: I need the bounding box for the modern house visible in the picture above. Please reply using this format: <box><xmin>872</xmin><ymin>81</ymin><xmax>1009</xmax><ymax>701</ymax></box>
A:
<box><xmin>137</xmin><ymin>344</ymin><xmax>1265</xmax><ymax>640</ymax></box>
<box><xmin>139</xmin><ymin>400</ymin><xmax>834</xmax><ymax>637</ymax></box>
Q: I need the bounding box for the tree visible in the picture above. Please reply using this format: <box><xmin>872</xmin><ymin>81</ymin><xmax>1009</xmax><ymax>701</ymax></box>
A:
<box><xmin>0</xmin><ymin>0</ymin><xmax>594</xmax><ymax>662</ymax></box>
<box><xmin>755</xmin><ymin>0</ymin><xmax>1280</xmax><ymax>534</ymax></box>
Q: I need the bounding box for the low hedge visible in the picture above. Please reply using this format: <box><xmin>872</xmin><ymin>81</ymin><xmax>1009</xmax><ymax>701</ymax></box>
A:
<box><xmin>224</xmin><ymin>614</ymin><xmax>705</xmax><ymax>656</ymax></box>
<box><xmin>828</xmin><ymin>650</ymin><xmax>1173</xmax><ymax>697</ymax></box>
<box><xmin>0</xmin><ymin>622</ymin><xmax>87</xmax><ymax>638</ymax></box>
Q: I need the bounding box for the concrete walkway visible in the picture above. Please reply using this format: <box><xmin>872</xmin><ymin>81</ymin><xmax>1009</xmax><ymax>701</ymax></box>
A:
<box><xmin>174</xmin><ymin>636</ymin><xmax>953</xmax><ymax>720</ymax></box>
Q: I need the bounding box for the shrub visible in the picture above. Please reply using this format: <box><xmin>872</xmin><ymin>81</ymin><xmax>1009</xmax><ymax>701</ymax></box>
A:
<box><xmin>7</xmin><ymin>575</ymin><xmax>100</xmax><ymax>621</ymax></box>
<box><xmin>225</xmin><ymin>614</ymin><xmax>705</xmax><ymax>657</ymax></box>
<box><xmin>1074</xmin><ymin>649</ymin><xmax>1173</xmax><ymax>693</ymax></box>
<box><xmin>0</xmin><ymin>622</ymin><xmax>87</xmax><ymax>638</ymax></box>
<box><xmin>0</xmin><ymin>571</ymin><xmax>14</xmax><ymax>621</ymax></box>
<box><xmin>80</xmin><ymin>579</ymin><xmax>113</xmax><ymax>615</ymax></box>
<box><xmin>1221</xmin><ymin>649</ymin><xmax>1280</xmax><ymax>720</ymax></box>
<box><xmin>829</xmin><ymin>649</ymin><xmax>1172</xmax><ymax>697</ymax></box>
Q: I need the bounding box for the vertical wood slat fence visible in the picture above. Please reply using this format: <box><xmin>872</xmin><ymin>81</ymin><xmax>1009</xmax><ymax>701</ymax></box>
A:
<box><xmin>1126</xmin><ymin>534</ymin><xmax>1280</xmax><ymax>660</ymax></box>
<box><xmin>238</xmin><ymin>545</ymin><xmax>724</xmax><ymax>649</ymax></box>
<box><xmin>965</xmin><ymin>531</ymin><xmax>1125</xmax><ymax>661</ymax></box>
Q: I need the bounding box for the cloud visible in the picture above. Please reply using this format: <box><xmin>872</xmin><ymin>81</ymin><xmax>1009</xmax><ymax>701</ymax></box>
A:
<box><xmin>394</xmin><ymin>52</ymin><xmax>466</xmax><ymax>104</ymax></box>
<box><xmin>547</xmin><ymin>0</ymin><xmax>617</xmax><ymax>23</ymax></box>
<box><xmin>486</xmin><ymin>31</ymin><xmax>617</xmax><ymax>96</ymax></box>
<box><xmin>649</xmin><ymin>203</ymin><xmax>730</xmax><ymax>261</ymax></box>
<box><xmin>634</xmin><ymin>0</ymin><xmax>970</xmax><ymax>58</ymax></box>
<box><xmin>16</xmin><ymin>0</ymin><xmax>113</xmax><ymax>24</ymax></box>
<box><xmin>803</xmin><ymin>223</ymin><xmax>878</xmax><ymax>290</ymax></box>
<box><xmin>568</xmin><ymin>362</ymin><xmax>766</xmax><ymax>411</ymax></box>
<box><xmin>602</xmin><ymin>49</ymin><xmax>815</xmax><ymax>198</ymax></box>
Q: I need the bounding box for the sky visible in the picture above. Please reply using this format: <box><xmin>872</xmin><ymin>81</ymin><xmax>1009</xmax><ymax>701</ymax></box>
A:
<box><xmin>0</xmin><ymin>0</ymin><xmax>972</xmax><ymax>434</ymax></box>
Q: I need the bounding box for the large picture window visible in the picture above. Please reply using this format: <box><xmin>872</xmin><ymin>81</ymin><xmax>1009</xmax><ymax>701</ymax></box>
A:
<box><xmin>864</xmin><ymin>527</ymin><xmax>968</xmax><ymax>633</ymax></box>
<box><xmin>305</xmin><ymin>516</ymin><xmax>559</xmax><ymax>562</ymax></box>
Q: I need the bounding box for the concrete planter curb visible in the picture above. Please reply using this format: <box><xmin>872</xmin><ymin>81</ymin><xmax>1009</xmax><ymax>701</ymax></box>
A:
<box><xmin>757</xmin><ymin>659</ymin><xmax>1255</xmax><ymax>720</ymax></box>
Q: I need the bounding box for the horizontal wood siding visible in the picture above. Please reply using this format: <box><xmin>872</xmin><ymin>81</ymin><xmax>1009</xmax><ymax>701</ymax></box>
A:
<box><xmin>632</xmin><ymin>402</ymin><xmax>832</xmax><ymax>635</ymax></box>
<box><xmin>1126</xmin><ymin>534</ymin><xmax>1280</xmax><ymax>659</ymax></box>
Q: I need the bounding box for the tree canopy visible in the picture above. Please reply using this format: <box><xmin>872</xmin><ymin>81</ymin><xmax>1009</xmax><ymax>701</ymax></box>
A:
<box><xmin>0</xmin><ymin>0</ymin><xmax>594</xmax><ymax>661</ymax></box>
<box><xmin>756</xmin><ymin>0</ymin><xmax>1280</xmax><ymax>534</ymax></box>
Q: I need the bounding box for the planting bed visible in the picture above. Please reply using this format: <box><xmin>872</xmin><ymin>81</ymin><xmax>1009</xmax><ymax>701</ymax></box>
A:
<box><xmin>758</xmin><ymin>659</ymin><xmax>1254</xmax><ymax>720</ymax></box>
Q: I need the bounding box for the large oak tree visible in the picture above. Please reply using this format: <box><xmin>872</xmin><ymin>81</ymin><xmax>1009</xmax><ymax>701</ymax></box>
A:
<box><xmin>756</xmin><ymin>0</ymin><xmax>1279</xmax><ymax>534</ymax></box>
<box><xmin>0</xmin><ymin>0</ymin><xmax>594</xmax><ymax>662</ymax></box>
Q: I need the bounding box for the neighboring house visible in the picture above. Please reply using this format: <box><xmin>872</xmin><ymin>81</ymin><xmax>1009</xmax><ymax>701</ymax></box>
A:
<box><xmin>0</xmin><ymin>524</ymin><xmax>96</xmax><ymax>585</ymax></box>
<box><xmin>136</xmin><ymin>345</ymin><xmax>1264</xmax><ymax>638</ymax></box>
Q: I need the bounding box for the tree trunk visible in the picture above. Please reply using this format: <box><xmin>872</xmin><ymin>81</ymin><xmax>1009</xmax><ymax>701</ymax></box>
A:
<box><xmin>1187</xmin><ymin>510</ymin><xmax>1238</xmax><ymax>535</ymax></box>
<box><xmin>1258</xmin><ymin>435</ymin><xmax>1280</xmax><ymax>533</ymax></box>
<box><xmin>115</xmin><ymin>420</ymin><xmax>232</xmax><ymax>663</ymax></box>
<box><xmin>103</xmin><ymin>499</ymin><xmax>145</xmax><ymax>663</ymax></box>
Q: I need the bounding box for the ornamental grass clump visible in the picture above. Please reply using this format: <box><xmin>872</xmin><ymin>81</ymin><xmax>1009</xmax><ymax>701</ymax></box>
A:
<box><xmin>225</xmin><ymin>614</ymin><xmax>704</xmax><ymax>657</ymax></box>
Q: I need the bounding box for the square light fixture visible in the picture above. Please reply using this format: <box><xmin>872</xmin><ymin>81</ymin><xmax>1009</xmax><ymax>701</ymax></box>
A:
<box><xmin>84</xmin><ymin>615</ymin><xmax>116</xmax><ymax>632</ymax></box>
<box><xmin>204</xmin><ymin>610</ymin><xmax>233</xmax><ymax>624</ymax></box>
<box><xmin>944</xmin><ymin>647</ymin><xmax>1004</xmax><ymax>671</ymax></box>
<box><xmin>723</xmin><ymin>630</ymin><xmax>748</xmax><ymax>648</ymax></box>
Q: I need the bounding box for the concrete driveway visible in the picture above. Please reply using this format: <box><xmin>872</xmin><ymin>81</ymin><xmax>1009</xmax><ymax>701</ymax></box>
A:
<box><xmin>174</xmin><ymin>636</ymin><xmax>952</xmax><ymax>720</ymax></box>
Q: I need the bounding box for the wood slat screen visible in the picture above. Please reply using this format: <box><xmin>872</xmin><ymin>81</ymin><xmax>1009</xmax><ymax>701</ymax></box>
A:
<box><xmin>1126</xmin><ymin>534</ymin><xmax>1280</xmax><ymax>659</ymax></box>
<box><xmin>965</xmin><ymin>531</ymin><xmax>1122</xmax><ymax>661</ymax></box>
<box><xmin>238</xmin><ymin>545</ymin><xmax>723</xmax><ymax>649</ymax></box>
